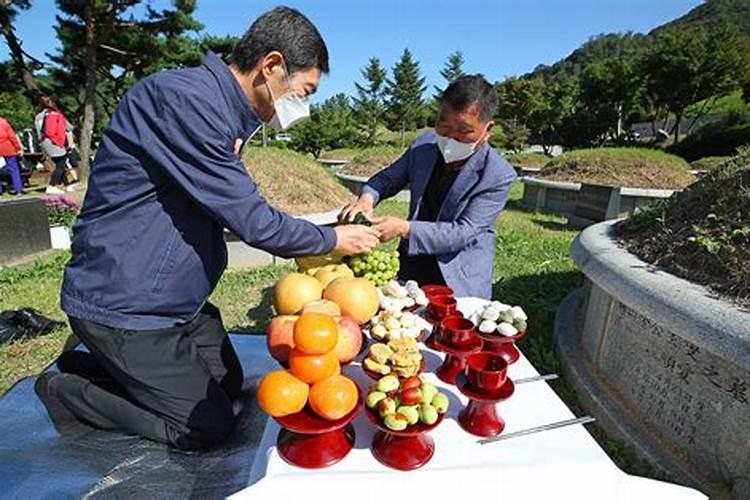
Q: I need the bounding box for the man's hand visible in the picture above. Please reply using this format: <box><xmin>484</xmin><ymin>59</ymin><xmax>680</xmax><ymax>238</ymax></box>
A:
<box><xmin>333</xmin><ymin>224</ymin><xmax>381</xmax><ymax>256</ymax></box>
<box><xmin>371</xmin><ymin>216</ymin><xmax>410</xmax><ymax>243</ymax></box>
<box><xmin>338</xmin><ymin>193</ymin><xmax>375</xmax><ymax>223</ymax></box>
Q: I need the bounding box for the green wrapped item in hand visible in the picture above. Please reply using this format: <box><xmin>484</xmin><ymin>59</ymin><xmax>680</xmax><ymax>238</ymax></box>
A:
<box><xmin>345</xmin><ymin>212</ymin><xmax>371</xmax><ymax>227</ymax></box>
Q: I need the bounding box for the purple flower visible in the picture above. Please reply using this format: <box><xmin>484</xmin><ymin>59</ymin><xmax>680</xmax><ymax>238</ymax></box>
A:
<box><xmin>45</xmin><ymin>194</ymin><xmax>80</xmax><ymax>212</ymax></box>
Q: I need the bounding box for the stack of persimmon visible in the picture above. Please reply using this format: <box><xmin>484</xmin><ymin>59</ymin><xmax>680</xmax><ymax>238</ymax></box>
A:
<box><xmin>257</xmin><ymin>312</ymin><xmax>359</xmax><ymax>420</ymax></box>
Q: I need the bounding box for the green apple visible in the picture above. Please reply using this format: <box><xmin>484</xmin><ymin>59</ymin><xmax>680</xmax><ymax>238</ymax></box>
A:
<box><xmin>419</xmin><ymin>403</ymin><xmax>439</xmax><ymax>425</ymax></box>
<box><xmin>431</xmin><ymin>393</ymin><xmax>450</xmax><ymax>414</ymax></box>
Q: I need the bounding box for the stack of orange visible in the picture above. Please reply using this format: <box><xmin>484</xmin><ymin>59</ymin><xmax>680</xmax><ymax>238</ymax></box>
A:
<box><xmin>257</xmin><ymin>312</ymin><xmax>359</xmax><ymax>420</ymax></box>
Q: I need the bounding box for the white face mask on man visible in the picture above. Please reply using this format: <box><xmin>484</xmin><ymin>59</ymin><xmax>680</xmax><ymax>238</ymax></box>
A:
<box><xmin>435</xmin><ymin>134</ymin><xmax>478</xmax><ymax>163</ymax></box>
<box><xmin>265</xmin><ymin>65</ymin><xmax>310</xmax><ymax>130</ymax></box>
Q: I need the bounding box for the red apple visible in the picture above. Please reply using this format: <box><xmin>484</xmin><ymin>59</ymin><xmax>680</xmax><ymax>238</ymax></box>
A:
<box><xmin>400</xmin><ymin>387</ymin><xmax>423</xmax><ymax>405</ymax></box>
<box><xmin>266</xmin><ymin>315</ymin><xmax>298</xmax><ymax>363</ymax></box>
<box><xmin>401</xmin><ymin>376</ymin><xmax>422</xmax><ymax>391</ymax></box>
<box><xmin>333</xmin><ymin>315</ymin><xmax>363</xmax><ymax>365</ymax></box>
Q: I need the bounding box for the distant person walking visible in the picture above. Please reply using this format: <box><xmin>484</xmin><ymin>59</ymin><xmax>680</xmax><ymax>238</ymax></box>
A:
<box><xmin>0</xmin><ymin>116</ymin><xmax>25</xmax><ymax>196</ymax></box>
<box><xmin>35</xmin><ymin>96</ymin><xmax>76</xmax><ymax>194</ymax></box>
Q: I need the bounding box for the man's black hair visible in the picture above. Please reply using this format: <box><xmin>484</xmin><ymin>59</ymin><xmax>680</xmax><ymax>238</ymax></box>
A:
<box><xmin>231</xmin><ymin>6</ymin><xmax>329</xmax><ymax>74</ymax></box>
<box><xmin>440</xmin><ymin>74</ymin><xmax>497</xmax><ymax>122</ymax></box>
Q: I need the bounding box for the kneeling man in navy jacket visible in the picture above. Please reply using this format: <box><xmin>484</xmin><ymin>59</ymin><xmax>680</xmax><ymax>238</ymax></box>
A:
<box><xmin>36</xmin><ymin>7</ymin><xmax>378</xmax><ymax>450</ymax></box>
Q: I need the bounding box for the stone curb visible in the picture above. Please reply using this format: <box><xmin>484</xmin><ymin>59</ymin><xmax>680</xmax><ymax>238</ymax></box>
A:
<box><xmin>555</xmin><ymin>288</ymin><xmax>709</xmax><ymax>494</ymax></box>
<box><xmin>571</xmin><ymin>220</ymin><xmax>750</xmax><ymax>367</ymax></box>
<box><xmin>334</xmin><ymin>172</ymin><xmax>411</xmax><ymax>201</ymax></box>
<box><xmin>522</xmin><ymin>176</ymin><xmax>581</xmax><ymax>191</ymax></box>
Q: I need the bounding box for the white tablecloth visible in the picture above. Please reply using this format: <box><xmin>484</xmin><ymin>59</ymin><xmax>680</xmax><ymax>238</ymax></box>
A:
<box><xmin>233</xmin><ymin>298</ymin><xmax>705</xmax><ymax>500</ymax></box>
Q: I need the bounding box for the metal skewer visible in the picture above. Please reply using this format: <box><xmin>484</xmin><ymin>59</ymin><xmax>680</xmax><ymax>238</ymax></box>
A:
<box><xmin>477</xmin><ymin>416</ymin><xmax>596</xmax><ymax>445</ymax></box>
<box><xmin>514</xmin><ymin>373</ymin><xmax>559</xmax><ymax>384</ymax></box>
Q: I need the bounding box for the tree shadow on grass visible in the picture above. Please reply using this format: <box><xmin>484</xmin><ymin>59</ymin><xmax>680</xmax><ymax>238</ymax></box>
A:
<box><xmin>530</xmin><ymin>217</ymin><xmax>574</xmax><ymax>232</ymax></box>
<box><xmin>227</xmin><ymin>286</ymin><xmax>276</xmax><ymax>335</ymax></box>
<box><xmin>491</xmin><ymin>270</ymin><xmax>582</xmax><ymax>379</ymax></box>
<box><xmin>504</xmin><ymin>197</ymin><xmax>530</xmax><ymax>212</ymax></box>
<box><xmin>492</xmin><ymin>269</ymin><xmax>668</xmax><ymax>481</ymax></box>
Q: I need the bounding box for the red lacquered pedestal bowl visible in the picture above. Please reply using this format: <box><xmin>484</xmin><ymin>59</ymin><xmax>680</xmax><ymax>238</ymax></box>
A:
<box><xmin>421</xmin><ymin>284</ymin><xmax>454</xmax><ymax>301</ymax></box>
<box><xmin>476</xmin><ymin>329</ymin><xmax>528</xmax><ymax>365</ymax></box>
<box><xmin>274</xmin><ymin>388</ymin><xmax>362</xmax><ymax>469</ymax></box>
<box><xmin>431</xmin><ymin>335</ymin><xmax>483</xmax><ymax>385</ymax></box>
<box><xmin>365</xmin><ymin>407</ymin><xmax>445</xmax><ymax>471</ymax></box>
<box><xmin>456</xmin><ymin>373</ymin><xmax>515</xmax><ymax>437</ymax></box>
<box><xmin>424</xmin><ymin>312</ymin><xmax>464</xmax><ymax>350</ymax></box>
<box><xmin>426</xmin><ymin>295</ymin><xmax>458</xmax><ymax>323</ymax></box>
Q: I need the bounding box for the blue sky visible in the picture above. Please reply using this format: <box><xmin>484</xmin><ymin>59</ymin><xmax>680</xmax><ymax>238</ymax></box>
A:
<box><xmin>3</xmin><ymin>0</ymin><xmax>702</xmax><ymax>103</ymax></box>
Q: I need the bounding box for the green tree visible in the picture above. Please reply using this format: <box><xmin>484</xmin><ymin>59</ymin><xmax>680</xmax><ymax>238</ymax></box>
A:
<box><xmin>0</xmin><ymin>91</ymin><xmax>33</xmax><ymax>129</ymax></box>
<box><xmin>49</xmin><ymin>0</ymin><xmax>203</xmax><ymax>177</ymax></box>
<box><xmin>490</xmin><ymin>119</ymin><xmax>530</xmax><ymax>152</ymax></box>
<box><xmin>495</xmin><ymin>74</ymin><xmax>576</xmax><ymax>153</ymax></box>
<box><xmin>199</xmin><ymin>34</ymin><xmax>239</xmax><ymax>62</ymax></box>
<box><xmin>640</xmin><ymin>23</ymin><xmax>749</xmax><ymax>143</ymax></box>
<box><xmin>290</xmin><ymin>94</ymin><xmax>357</xmax><ymax>158</ymax></box>
<box><xmin>352</xmin><ymin>57</ymin><xmax>387</xmax><ymax>146</ymax></box>
<box><xmin>0</xmin><ymin>59</ymin><xmax>36</xmax><ymax>130</ymax></box>
<box><xmin>385</xmin><ymin>48</ymin><xmax>426</xmax><ymax>147</ymax></box>
<box><xmin>578</xmin><ymin>53</ymin><xmax>644</xmax><ymax>140</ymax></box>
<box><xmin>433</xmin><ymin>50</ymin><xmax>465</xmax><ymax>98</ymax></box>
<box><xmin>0</xmin><ymin>0</ymin><xmax>42</xmax><ymax>96</ymax></box>
<box><xmin>440</xmin><ymin>50</ymin><xmax>466</xmax><ymax>83</ymax></box>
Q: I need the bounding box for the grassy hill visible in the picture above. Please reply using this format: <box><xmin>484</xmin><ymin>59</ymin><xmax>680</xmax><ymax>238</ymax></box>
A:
<box><xmin>619</xmin><ymin>149</ymin><xmax>750</xmax><ymax>307</ymax></box>
<box><xmin>339</xmin><ymin>146</ymin><xmax>405</xmax><ymax>177</ymax></box>
<box><xmin>244</xmin><ymin>147</ymin><xmax>353</xmax><ymax>215</ymax></box>
<box><xmin>538</xmin><ymin>148</ymin><xmax>694</xmax><ymax>189</ymax></box>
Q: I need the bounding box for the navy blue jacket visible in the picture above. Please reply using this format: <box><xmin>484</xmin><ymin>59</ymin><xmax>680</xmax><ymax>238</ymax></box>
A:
<box><xmin>61</xmin><ymin>53</ymin><xmax>336</xmax><ymax>330</ymax></box>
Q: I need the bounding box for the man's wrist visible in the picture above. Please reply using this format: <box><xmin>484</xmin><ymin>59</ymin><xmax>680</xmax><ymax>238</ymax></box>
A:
<box><xmin>359</xmin><ymin>193</ymin><xmax>375</xmax><ymax>210</ymax></box>
<box><xmin>400</xmin><ymin>219</ymin><xmax>410</xmax><ymax>238</ymax></box>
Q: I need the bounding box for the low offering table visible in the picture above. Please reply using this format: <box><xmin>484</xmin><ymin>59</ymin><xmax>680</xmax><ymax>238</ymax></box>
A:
<box><xmin>235</xmin><ymin>298</ymin><xmax>705</xmax><ymax>499</ymax></box>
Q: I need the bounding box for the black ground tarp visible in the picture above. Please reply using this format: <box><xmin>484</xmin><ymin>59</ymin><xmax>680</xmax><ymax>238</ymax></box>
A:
<box><xmin>0</xmin><ymin>334</ymin><xmax>276</xmax><ymax>499</ymax></box>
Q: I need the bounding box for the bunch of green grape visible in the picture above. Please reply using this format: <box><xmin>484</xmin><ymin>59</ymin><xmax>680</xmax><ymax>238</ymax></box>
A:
<box><xmin>348</xmin><ymin>249</ymin><xmax>400</xmax><ymax>287</ymax></box>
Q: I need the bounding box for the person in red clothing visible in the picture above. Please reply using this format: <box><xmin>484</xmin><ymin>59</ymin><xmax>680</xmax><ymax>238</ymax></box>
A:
<box><xmin>35</xmin><ymin>96</ymin><xmax>75</xmax><ymax>194</ymax></box>
<box><xmin>0</xmin><ymin>116</ymin><xmax>25</xmax><ymax>196</ymax></box>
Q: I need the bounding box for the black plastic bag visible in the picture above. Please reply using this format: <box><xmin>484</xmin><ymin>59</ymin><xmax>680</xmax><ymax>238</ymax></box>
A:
<box><xmin>0</xmin><ymin>308</ymin><xmax>65</xmax><ymax>345</ymax></box>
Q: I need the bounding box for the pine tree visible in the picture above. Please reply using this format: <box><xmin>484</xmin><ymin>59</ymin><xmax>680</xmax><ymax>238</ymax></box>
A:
<box><xmin>433</xmin><ymin>51</ymin><xmax>465</xmax><ymax>100</ymax></box>
<box><xmin>291</xmin><ymin>94</ymin><xmax>357</xmax><ymax>158</ymax></box>
<box><xmin>440</xmin><ymin>51</ymin><xmax>466</xmax><ymax>82</ymax></box>
<box><xmin>385</xmin><ymin>48</ymin><xmax>426</xmax><ymax>147</ymax></box>
<box><xmin>49</xmin><ymin>0</ymin><xmax>203</xmax><ymax>177</ymax></box>
<box><xmin>0</xmin><ymin>0</ymin><xmax>42</xmax><ymax>96</ymax></box>
<box><xmin>352</xmin><ymin>57</ymin><xmax>387</xmax><ymax>146</ymax></box>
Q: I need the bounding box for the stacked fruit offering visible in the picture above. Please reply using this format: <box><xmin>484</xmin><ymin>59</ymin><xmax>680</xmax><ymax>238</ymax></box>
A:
<box><xmin>268</xmin><ymin>268</ymin><xmax>383</xmax><ymax>366</ymax></box>
<box><xmin>274</xmin><ymin>270</ymin><xmax>380</xmax><ymax>325</ymax></box>
<box><xmin>258</xmin><ymin>312</ymin><xmax>359</xmax><ymax>420</ymax></box>
<box><xmin>365</xmin><ymin>375</ymin><xmax>450</xmax><ymax>430</ymax></box>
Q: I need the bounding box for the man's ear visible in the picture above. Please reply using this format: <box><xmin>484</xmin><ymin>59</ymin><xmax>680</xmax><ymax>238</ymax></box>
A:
<box><xmin>260</xmin><ymin>51</ymin><xmax>285</xmax><ymax>79</ymax></box>
<box><xmin>484</xmin><ymin>120</ymin><xmax>495</xmax><ymax>141</ymax></box>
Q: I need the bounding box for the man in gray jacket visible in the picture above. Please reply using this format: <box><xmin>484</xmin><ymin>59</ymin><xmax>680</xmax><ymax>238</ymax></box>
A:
<box><xmin>340</xmin><ymin>75</ymin><xmax>517</xmax><ymax>299</ymax></box>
